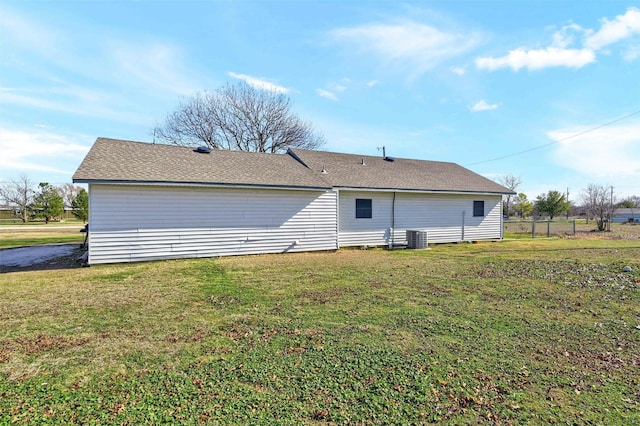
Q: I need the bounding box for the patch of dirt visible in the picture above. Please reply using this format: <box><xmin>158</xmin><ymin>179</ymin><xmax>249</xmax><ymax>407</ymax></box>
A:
<box><xmin>472</xmin><ymin>259</ymin><xmax>640</xmax><ymax>290</ymax></box>
<box><xmin>574</xmin><ymin>223</ymin><xmax>640</xmax><ymax>240</ymax></box>
<box><xmin>0</xmin><ymin>333</ymin><xmax>92</xmax><ymax>362</ymax></box>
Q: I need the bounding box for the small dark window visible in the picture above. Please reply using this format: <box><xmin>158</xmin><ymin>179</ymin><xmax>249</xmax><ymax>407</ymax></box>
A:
<box><xmin>356</xmin><ymin>199</ymin><xmax>372</xmax><ymax>219</ymax></box>
<box><xmin>473</xmin><ymin>200</ymin><xmax>485</xmax><ymax>217</ymax></box>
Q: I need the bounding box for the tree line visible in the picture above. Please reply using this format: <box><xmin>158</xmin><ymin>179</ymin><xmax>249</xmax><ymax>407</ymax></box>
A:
<box><xmin>0</xmin><ymin>174</ymin><xmax>88</xmax><ymax>223</ymax></box>
<box><xmin>499</xmin><ymin>174</ymin><xmax>639</xmax><ymax>231</ymax></box>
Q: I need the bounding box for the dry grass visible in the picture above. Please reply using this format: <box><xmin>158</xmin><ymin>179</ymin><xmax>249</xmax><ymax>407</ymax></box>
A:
<box><xmin>1</xmin><ymin>237</ymin><xmax>639</xmax><ymax>423</ymax></box>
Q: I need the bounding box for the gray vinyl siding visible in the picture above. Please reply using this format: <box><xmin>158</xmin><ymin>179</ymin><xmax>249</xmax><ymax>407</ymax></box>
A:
<box><xmin>338</xmin><ymin>191</ymin><xmax>394</xmax><ymax>247</ymax></box>
<box><xmin>394</xmin><ymin>193</ymin><xmax>502</xmax><ymax>243</ymax></box>
<box><xmin>87</xmin><ymin>184</ymin><xmax>337</xmax><ymax>264</ymax></box>
<box><xmin>338</xmin><ymin>191</ymin><xmax>502</xmax><ymax>247</ymax></box>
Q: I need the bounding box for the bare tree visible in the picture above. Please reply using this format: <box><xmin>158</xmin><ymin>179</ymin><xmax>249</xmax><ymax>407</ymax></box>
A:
<box><xmin>0</xmin><ymin>174</ymin><xmax>35</xmax><ymax>222</ymax></box>
<box><xmin>55</xmin><ymin>183</ymin><xmax>84</xmax><ymax>209</ymax></box>
<box><xmin>581</xmin><ymin>184</ymin><xmax>616</xmax><ymax>231</ymax></box>
<box><xmin>498</xmin><ymin>174</ymin><xmax>522</xmax><ymax>217</ymax></box>
<box><xmin>154</xmin><ymin>82</ymin><xmax>325</xmax><ymax>153</ymax></box>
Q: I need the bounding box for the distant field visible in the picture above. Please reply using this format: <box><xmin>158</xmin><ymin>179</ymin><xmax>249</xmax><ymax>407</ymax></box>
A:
<box><xmin>1</xmin><ymin>239</ymin><xmax>639</xmax><ymax>424</ymax></box>
<box><xmin>0</xmin><ymin>224</ymin><xmax>85</xmax><ymax>248</ymax></box>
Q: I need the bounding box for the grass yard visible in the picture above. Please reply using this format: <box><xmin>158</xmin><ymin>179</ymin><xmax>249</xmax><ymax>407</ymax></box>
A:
<box><xmin>1</xmin><ymin>239</ymin><xmax>639</xmax><ymax>424</ymax></box>
<box><xmin>0</xmin><ymin>224</ymin><xmax>85</xmax><ymax>248</ymax></box>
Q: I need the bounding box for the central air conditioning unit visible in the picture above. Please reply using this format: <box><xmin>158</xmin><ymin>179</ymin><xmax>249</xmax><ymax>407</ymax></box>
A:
<box><xmin>406</xmin><ymin>230</ymin><xmax>428</xmax><ymax>249</ymax></box>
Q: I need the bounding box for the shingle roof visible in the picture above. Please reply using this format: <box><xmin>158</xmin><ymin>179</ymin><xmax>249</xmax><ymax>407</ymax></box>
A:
<box><xmin>73</xmin><ymin>138</ymin><xmax>513</xmax><ymax>195</ymax></box>
<box><xmin>289</xmin><ymin>149</ymin><xmax>513</xmax><ymax>194</ymax></box>
<box><xmin>72</xmin><ymin>138</ymin><xmax>331</xmax><ymax>189</ymax></box>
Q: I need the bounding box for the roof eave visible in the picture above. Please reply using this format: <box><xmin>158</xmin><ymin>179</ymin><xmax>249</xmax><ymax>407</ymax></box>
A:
<box><xmin>331</xmin><ymin>186</ymin><xmax>515</xmax><ymax>195</ymax></box>
<box><xmin>72</xmin><ymin>178</ymin><xmax>331</xmax><ymax>191</ymax></box>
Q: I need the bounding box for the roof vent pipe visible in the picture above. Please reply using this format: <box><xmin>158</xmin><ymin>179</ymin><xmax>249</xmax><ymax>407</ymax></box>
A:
<box><xmin>377</xmin><ymin>145</ymin><xmax>390</xmax><ymax>159</ymax></box>
<box><xmin>360</xmin><ymin>158</ymin><xmax>365</xmax><ymax>166</ymax></box>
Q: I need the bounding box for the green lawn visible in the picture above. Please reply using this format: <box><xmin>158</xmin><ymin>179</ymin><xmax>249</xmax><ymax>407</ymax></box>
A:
<box><xmin>0</xmin><ymin>225</ymin><xmax>85</xmax><ymax>248</ymax></box>
<box><xmin>1</xmin><ymin>239</ymin><xmax>639</xmax><ymax>424</ymax></box>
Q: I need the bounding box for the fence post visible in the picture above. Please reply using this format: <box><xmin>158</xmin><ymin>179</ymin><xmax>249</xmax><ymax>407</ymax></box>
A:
<box><xmin>532</xmin><ymin>221</ymin><xmax>536</xmax><ymax>239</ymax></box>
<box><xmin>572</xmin><ymin>220</ymin><xmax>576</xmax><ymax>235</ymax></box>
<box><xmin>547</xmin><ymin>220</ymin><xmax>551</xmax><ymax>237</ymax></box>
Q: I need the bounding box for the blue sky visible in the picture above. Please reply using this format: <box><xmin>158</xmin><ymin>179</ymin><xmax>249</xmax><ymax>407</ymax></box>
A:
<box><xmin>1</xmin><ymin>1</ymin><xmax>639</xmax><ymax>201</ymax></box>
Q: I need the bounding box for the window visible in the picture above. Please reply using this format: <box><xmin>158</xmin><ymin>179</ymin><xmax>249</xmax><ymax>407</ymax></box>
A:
<box><xmin>473</xmin><ymin>200</ymin><xmax>485</xmax><ymax>217</ymax></box>
<box><xmin>355</xmin><ymin>199</ymin><xmax>372</xmax><ymax>219</ymax></box>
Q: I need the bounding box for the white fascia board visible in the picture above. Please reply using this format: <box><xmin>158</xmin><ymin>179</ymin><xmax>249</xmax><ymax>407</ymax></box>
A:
<box><xmin>74</xmin><ymin>180</ymin><xmax>330</xmax><ymax>192</ymax></box>
<box><xmin>333</xmin><ymin>187</ymin><xmax>508</xmax><ymax>196</ymax></box>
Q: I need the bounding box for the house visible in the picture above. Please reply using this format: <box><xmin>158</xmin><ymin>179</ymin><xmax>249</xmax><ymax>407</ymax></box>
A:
<box><xmin>611</xmin><ymin>208</ymin><xmax>639</xmax><ymax>223</ymax></box>
<box><xmin>73</xmin><ymin>138</ymin><xmax>514</xmax><ymax>264</ymax></box>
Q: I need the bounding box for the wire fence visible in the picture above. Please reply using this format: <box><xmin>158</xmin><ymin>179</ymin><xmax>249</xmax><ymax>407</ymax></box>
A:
<box><xmin>504</xmin><ymin>220</ymin><xmax>578</xmax><ymax>238</ymax></box>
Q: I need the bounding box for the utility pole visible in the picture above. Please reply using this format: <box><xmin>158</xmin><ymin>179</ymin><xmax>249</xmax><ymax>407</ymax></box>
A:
<box><xmin>609</xmin><ymin>186</ymin><xmax>614</xmax><ymax>231</ymax></box>
<box><xmin>566</xmin><ymin>187</ymin><xmax>570</xmax><ymax>220</ymax></box>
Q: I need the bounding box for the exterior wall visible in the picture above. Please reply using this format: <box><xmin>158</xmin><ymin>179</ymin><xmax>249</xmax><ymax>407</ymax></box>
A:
<box><xmin>338</xmin><ymin>190</ymin><xmax>502</xmax><ymax>247</ymax></box>
<box><xmin>87</xmin><ymin>184</ymin><xmax>337</xmax><ymax>264</ymax></box>
<box><xmin>338</xmin><ymin>191</ymin><xmax>394</xmax><ymax>247</ymax></box>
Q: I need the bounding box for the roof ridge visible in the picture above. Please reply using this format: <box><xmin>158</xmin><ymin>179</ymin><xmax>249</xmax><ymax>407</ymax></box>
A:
<box><xmin>290</xmin><ymin>147</ymin><xmax>458</xmax><ymax>165</ymax></box>
<box><xmin>96</xmin><ymin>137</ymin><xmax>297</xmax><ymax>157</ymax></box>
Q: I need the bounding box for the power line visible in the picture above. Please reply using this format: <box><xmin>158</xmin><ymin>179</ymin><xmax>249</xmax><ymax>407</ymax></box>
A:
<box><xmin>465</xmin><ymin>109</ymin><xmax>640</xmax><ymax>167</ymax></box>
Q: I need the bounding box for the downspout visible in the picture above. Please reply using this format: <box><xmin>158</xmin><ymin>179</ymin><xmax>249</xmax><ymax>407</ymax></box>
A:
<box><xmin>461</xmin><ymin>210</ymin><xmax>465</xmax><ymax>242</ymax></box>
<box><xmin>335</xmin><ymin>189</ymin><xmax>340</xmax><ymax>250</ymax></box>
<box><xmin>389</xmin><ymin>191</ymin><xmax>396</xmax><ymax>249</ymax></box>
<box><xmin>500</xmin><ymin>202</ymin><xmax>504</xmax><ymax>240</ymax></box>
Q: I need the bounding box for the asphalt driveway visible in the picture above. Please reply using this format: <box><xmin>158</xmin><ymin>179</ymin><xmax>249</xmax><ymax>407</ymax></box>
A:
<box><xmin>0</xmin><ymin>244</ymin><xmax>80</xmax><ymax>272</ymax></box>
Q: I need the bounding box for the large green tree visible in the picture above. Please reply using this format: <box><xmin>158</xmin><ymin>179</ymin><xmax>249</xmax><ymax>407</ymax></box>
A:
<box><xmin>72</xmin><ymin>188</ymin><xmax>89</xmax><ymax>222</ymax></box>
<box><xmin>534</xmin><ymin>190</ymin><xmax>571</xmax><ymax>220</ymax></box>
<box><xmin>30</xmin><ymin>182</ymin><xmax>64</xmax><ymax>224</ymax></box>
<box><xmin>618</xmin><ymin>198</ymin><xmax>638</xmax><ymax>208</ymax></box>
<box><xmin>513</xmin><ymin>193</ymin><xmax>533</xmax><ymax>219</ymax></box>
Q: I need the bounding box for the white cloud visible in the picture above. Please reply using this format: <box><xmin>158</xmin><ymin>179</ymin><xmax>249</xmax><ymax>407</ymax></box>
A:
<box><xmin>450</xmin><ymin>66</ymin><xmax>465</xmax><ymax>76</ymax></box>
<box><xmin>551</xmin><ymin>23</ymin><xmax>586</xmax><ymax>49</ymax></box>
<box><xmin>316</xmin><ymin>89</ymin><xmax>338</xmax><ymax>101</ymax></box>
<box><xmin>470</xmin><ymin>100</ymin><xmax>498</xmax><ymax>112</ymax></box>
<box><xmin>476</xmin><ymin>47</ymin><xmax>595</xmax><ymax>71</ymax></box>
<box><xmin>623</xmin><ymin>45</ymin><xmax>640</xmax><ymax>61</ymax></box>
<box><xmin>548</xmin><ymin>121</ymin><xmax>640</xmax><ymax>179</ymax></box>
<box><xmin>0</xmin><ymin>129</ymin><xmax>90</xmax><ymax>175</ymax></box>
<box><xmin>0</xmin><ymin>6</ymin><xmax>63</xmax><ymax>60</ymax></box>
<box><xmin>330</xmin><ymin>20</ymin><xmax>482</xmax><ymax>75</ymax></box>
<box><xmin>478</xmin><ymin>7</ymin><xmax>640</xmax><ymax>72</ymax></box>
<box><xmin>0</xmin><ymin>88</ymin><xmax>149</xmax><ymax>125</ymax></box>
<box><xmin>228</xmin><ymin>72</ymin><xmax>290</xmax><ymax>93</ymax></box>
<box><xmin>366</xmin><ymin>80</ymin><xmax>380</xmax><ymax>88</ymax></box>
<box><xmin>584</xmin><ymin>7</ymin><xmax>640</xmax><ymax>50</ymax></box>
<box><xmin>327</xmin><ymin>82</ymin><xmax>348</xmax><ymax>93</ymax></box>
<box><xmin>111</xmin><ymin>42</ymin><xmax>199</xmax><ymax>96</ymax></box>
